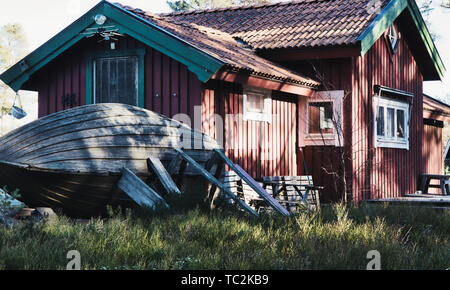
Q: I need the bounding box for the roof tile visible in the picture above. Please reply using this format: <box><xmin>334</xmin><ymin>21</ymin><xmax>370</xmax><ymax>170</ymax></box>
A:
<box><xmin>162</xmin><ymin>0</ymin><xmax>390</xmax><ymax>50</ymax></box>
<box><xmin>114</xmin><ymin>3</ymin><xmax>320</xmax><ymax>87</ymax></box>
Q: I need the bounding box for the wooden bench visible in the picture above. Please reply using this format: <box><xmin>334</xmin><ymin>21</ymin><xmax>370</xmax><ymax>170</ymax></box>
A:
<box><xmin>223</xmin><ymin>172</ymin><xmax>321</xmax><ymax>213</ymax></box>
<box><xmin>420</xmin><ymin>174</ymin><xmax>450</xmax><ymax>196</ymax></box>
<box><xmin>262</xmin><ymin>176</ymin><xmax>321</xmax><ymax>212</ymax></box>
<box><xmin>223</xmin><ymin>171</ymin><xmax>264</xmax><ymax>209</ymax></box>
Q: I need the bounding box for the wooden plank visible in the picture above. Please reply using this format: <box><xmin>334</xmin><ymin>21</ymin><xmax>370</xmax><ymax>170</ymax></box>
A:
<box><xmin>206</xmin><ymin>153</ymin><xmax>225</xmax><ymax>203</ymax></box>
<box><xmin>214</xmin><ymin>149</ymin><xmax>290</xmax><ymax>216</ymax></box>
<box><xmin>117</xmin><ymin>167</ymin><xmax>169</xmax><ymax>209</ymax></box>
<box><xmin>167</xmin><ymin>152</ymin><xmax>183</xmax><ymax>175</ymax></box>
<box><xmin>147</xmin><ymin>157</ymin><xmax>181</xmax><ymax>197</ymax></box>
<box><xmin>174</xmin><ymin>148</ymin><xmax>258</xmax><ymax>217</ymax></box>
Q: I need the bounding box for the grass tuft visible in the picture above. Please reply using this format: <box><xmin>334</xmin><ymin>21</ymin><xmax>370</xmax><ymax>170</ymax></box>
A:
<box><xmin>0</xmin><ymin>204</ymin><xmax>448</xmax><ymax>270</ymax></box>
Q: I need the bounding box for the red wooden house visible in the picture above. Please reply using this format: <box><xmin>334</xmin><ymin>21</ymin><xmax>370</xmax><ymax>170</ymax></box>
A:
<box><xmin>423</xmin><ymin>94</ymin><xmax>450</xmax><ymax>176</ymax></box>
<box><xmin>1</xmin><ymin>0</ymin><xmax>448</xmax><ymax>203</ymax></box>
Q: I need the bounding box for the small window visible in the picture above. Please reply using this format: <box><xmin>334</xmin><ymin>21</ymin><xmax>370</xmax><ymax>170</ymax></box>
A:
<box><xmin>376</xmin><ymin>106</ymin><xmax>385</xmax><ymax>136</ymax></box>
<box><xmin>247</xmin><ymin>93</ymin><xmax>265</xmax><ymax>113</ymax></box>
<box><xmin>387</xmin><ymin>108</ymin><xmax>395</xmax><ymax>137</ymax></box>
<box><xmin>243</xmin><ymin>87</ymin><xmax>271</xmax><ymax>122</ymax></box>
<box><xmin>387</xmin><ymin>24</ymin><xmax>399</xmax><ymax>52</ymax></box>
<box><xmin>94</xmin><ymin>56</ymin><xmax>138</xmax><ymax>106</ymax></box>
<box><xmin>304</xmin><ymin>90</ymin><xmax>344</xmax><ymax>147</ymax></box>
<box><xmin>374</xmin><ymin>96</ymin><xmax>409</xmax><ymax>149</ymax></box>
<box><xmin>397</xmin><ymin>109</ymin><xmax>405</xmax><ymax>138</ymax></box>
<box><xmin>308</xmin><ymin>102</ymin><xmax>333</xmax><ymax>134</ymax></box>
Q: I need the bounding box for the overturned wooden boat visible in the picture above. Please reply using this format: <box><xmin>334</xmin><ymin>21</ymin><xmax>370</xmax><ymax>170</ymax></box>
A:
<box><xmin>0</xmin><ymin>103</ymin><xmax>222</xmax><ymax>217</ymax></box>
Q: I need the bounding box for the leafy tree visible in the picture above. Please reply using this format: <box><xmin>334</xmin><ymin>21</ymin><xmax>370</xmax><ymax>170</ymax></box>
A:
<box><xmin>415</xmin><ymin>0</ymin><xmax>450</xmax><ymax>41</ymax></box>
<box><xmin>167</xmin><ymin>0</ymin><xmax>271</xmax><ymax>12</ymax></box>
<box><xmin>0</xmin><ymin>24</ymin><xmax>28</xmax><ymax>135</ymax></box>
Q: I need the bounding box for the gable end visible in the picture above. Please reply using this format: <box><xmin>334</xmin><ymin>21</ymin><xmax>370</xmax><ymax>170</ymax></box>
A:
<box><xmin>0</xmin><ymin>1</ymin><xmax>225</xmax><ymax>92</ymax></box>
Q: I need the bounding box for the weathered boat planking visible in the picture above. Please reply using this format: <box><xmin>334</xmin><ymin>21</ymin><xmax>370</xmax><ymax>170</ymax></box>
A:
<box><xmin>0</xmin><ymin>103</ymin><xmax>221</xmax><ymax>217</ymax></box>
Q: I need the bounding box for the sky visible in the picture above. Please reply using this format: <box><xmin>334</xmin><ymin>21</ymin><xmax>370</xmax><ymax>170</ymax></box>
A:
<box><xmin>0</xmin><ymin>0</ymin><xmax>449</xmax><ymax>103</ymax></box>
<box><xmin>421</xmin><ymin>0</ymin><xmax>450</xmax><ymax>103</ymax></box>
<box><xmin>0</xmin><ymin>0</ymin><xmax>171</xmax><ymax>51</ymax></box>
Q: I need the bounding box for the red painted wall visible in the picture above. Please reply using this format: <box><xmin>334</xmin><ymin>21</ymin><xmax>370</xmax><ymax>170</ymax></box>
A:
<box><xmin>351</xmin><ymin>23</ymin><xmax>423</xmax><ymax>202</ymax></box>
<box><xmin>29</xmin><ymin>35</ymin><xmax>299</xmax><ymax>181</ymax></box>
<box><xmin>31</xmin><ymin>36</ymin><xmax>203</xmax><ymax>121</ymax></box>
<box><xmin>422</xmin><ymin>123</ymin><xmax>443</xmax><ymax>175</ymax></box>
<box><xmin>28</xmin><ymin>23</ymin><xmax>430</xmax><ymax>202</ymax></box>
<box><xmin>284</xmin><ymin>58</ymin><xmax>353</xmax><ymax>203</ymax></box>
<box><xmin>283</xmin><ymin>22</ymin><xmax>425</xmax><ymax>203</ymax></box>
<box><xmin>202</xmin><ymin>81</ymin><xmax>298</xmax><ymax>180</ymax></box>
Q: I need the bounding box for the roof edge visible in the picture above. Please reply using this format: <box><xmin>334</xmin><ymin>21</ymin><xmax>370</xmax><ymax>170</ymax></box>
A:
<box><xmin>423</xmin><ymin>94</ymin><xmax>450</xmax><ymax>110</ymax></box>
<box><xmin>0</xmin><ymin>1</ymin><xmax>225</xmax><ymax>92</ymax></box>
<box><xmin>406</xmin><ymin>0</ymin><xmax>445</xmax><ymax>79</ymax></box>
<box><xmin>213</xmin><ymin>68</ymin><xmax>316</xmax><ymax>97</ymax></box>
<box><xmin>358</xmin><ymin>0</ymin><xmax>445</xmax><ymax>80</ymax></box>
<box><xmin>358</xmin><ymin>0</ymin><xmax>407</xmax><ymax>55</ymax></box>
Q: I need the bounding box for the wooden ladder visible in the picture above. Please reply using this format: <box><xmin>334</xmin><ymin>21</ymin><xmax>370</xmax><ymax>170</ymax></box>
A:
<box><xmin>212</xmin><ymin>149</ymin><xmax>290</xmax><ymax>217</ymax></box>
<box><xmin>174</xmin><ymin>148</ymin><xmax>259</xmax><ymax>217</ymax></box>
<box><xmin>117</xmin><ymin>148</ymin><xmax>289</xmax><ymax>217</ymax></box>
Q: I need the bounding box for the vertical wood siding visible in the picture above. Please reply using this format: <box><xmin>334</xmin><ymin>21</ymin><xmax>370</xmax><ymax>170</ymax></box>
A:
<box><xmin>351</xmin><ymin>23</ymin><xmax>423</xmax><ymax>202</ymax></box>
<box><xmin>202</xmin><ymin>81</ymin><xmax>298</xmax><ymax>180</ymax></box>
<box><xmin>422</xmin><ymin>124</ymin><xmax>443</xmax><ymax>178</ymax></box>
<box><xmin>30</xmin><ymin>26</ymin><xmax>428</xmax><ymax>203</ymax></box>
<box><xmin>285</xmin><ymin>23</ymin><xmax>424</xmax><ymax>203</ymax></box>
<box><xmin>289</xmin><ymin>58</ymin><xmax>353</xmax><ymax>203</ymax></box>
<box><xmin>32</xmin><ymin>35</ymin><xmax>298</xmax><ymax>181</ymax></box>
<box><xmin>34</xmin><ymin>36</ymin><xmax>202</xmax><ymax>121</ymax></box>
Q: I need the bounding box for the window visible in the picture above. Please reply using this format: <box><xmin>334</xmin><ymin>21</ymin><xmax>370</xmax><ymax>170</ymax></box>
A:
<box><xmin>86</xmin><ymin>48</ymin><xmax>145</xmax><ymax>107</ymax></box>
<box><xmin>387</xmin><ymin>24</ymin><xmax>399</xmax><ymax>52</ymax></box>
<box><xmin>374</xmin><ymin>96</ymin><xmax>409</xmax><ymax>149</ymax></box>
<box><xmin>94</xmin><ymin>56</ymin><xmax>138</xmax><ymax>106</ymax></box>
<box><xmin>243</xmin><ymin>87</ymin><xmax>271</xmax><ymax>122</ymax></box>
<box><xmin>308</xmin><ymin>102</ymin><xmax>333</xmax><ymax>134</ymax></box>
<box><xmin>304</xmin><ymin>90</ymin><xmax>344</xmax><ymax>147</ymax></box>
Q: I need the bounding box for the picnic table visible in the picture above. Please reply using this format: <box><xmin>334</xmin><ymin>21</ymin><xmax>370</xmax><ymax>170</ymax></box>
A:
<box><xmin>420</xmin><ymin>174</ymin><xmax>450</xmax><ymax>196</ymax></box>
<box><xmin>262</xmin><ymin>181</ymin><xmax>320</xmax><ymax>203</ymax></box>
<box><xmin>262</xmin><ymin>176</ymin><xmax>323</xmax><ymax>212</ymax></box>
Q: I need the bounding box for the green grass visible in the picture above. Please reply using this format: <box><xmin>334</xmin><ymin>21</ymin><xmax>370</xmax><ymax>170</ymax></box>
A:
<box><xmin>0</xmin><ymin>204</ymin><xmax>449</xmax><ymax>270</ymax></box>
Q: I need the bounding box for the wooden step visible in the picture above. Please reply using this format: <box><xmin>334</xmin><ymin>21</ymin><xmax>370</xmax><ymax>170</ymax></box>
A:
<box><xmin>213</xmin><ymin>149</ymin><xmax>290</xmax><ymax>216</ymax></box>
<box><xmin>147</xmin><ymin>157</ymin><xmax>181</xmax><ymax>197</ymax></box>
<box><xmin>174</xmin><ymin>148</ymin><xmax>258</xmax><ymax>217</ymax></box>
<box><xmin>118</xmin><ymin>167</ymin><xmax>169</xmax><ymax>210</ymax></box>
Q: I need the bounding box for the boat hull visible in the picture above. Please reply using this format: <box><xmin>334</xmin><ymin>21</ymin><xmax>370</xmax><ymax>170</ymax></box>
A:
<box><xmin>0</xmin><ymin>150</ymin><xmax>214</xmax><ymax>217</ymax></box>
<box><xmin>0</xmin><ymin>104</ymin><xmax>221</xmax><ymax>217</ymax></box>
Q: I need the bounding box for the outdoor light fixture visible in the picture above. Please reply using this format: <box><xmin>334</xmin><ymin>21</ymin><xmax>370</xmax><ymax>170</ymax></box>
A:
<box><xmin>94</xmin><ymin>14</ymin><xmax>107</xmax><ymax>25</ymax></box>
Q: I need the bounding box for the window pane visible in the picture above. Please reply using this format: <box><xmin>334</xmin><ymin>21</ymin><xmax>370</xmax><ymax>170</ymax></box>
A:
<box><xmin>309</xmin><ymin>102</ymin><xmax>333</xmax><ymax>134</ymax></box>
<box><xmin>246</xmin><ymin>93</ymin><xmax>264</xmax><ymax>113</ymax></box>
<box><xmin>376</xmin><ymin>106</ymin><xmax>385</xmax><ymax>136</ymax></box>
<box><xmin>397</xmin><ymin>109</ymin><xmax>405</xmax><ymax>138</ymax></box>
<box><xmin>387</xmin><ymin>108</ymin><xmax>395</xmax><ymax>137</ymax></box>
<box><xmin>94</xmin><ymin>56</ymin><xmax>138</xmax><ymax>106</ymax></box>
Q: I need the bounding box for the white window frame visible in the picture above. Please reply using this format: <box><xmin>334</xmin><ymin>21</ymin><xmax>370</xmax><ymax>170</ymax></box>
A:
<box><xmin>243</xmin><ymin>86</ymin><xmax>272</xmax><ymax>123</ymax></box>
<box><xmin>305</xmin><ymin>90</ymin><xmax>344</xmax><ymax>147</ymax></box>
<box><xmin>373</xmin><ymin>96</ymin><xmax>410</xmax><ymax>150</ymax></box>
